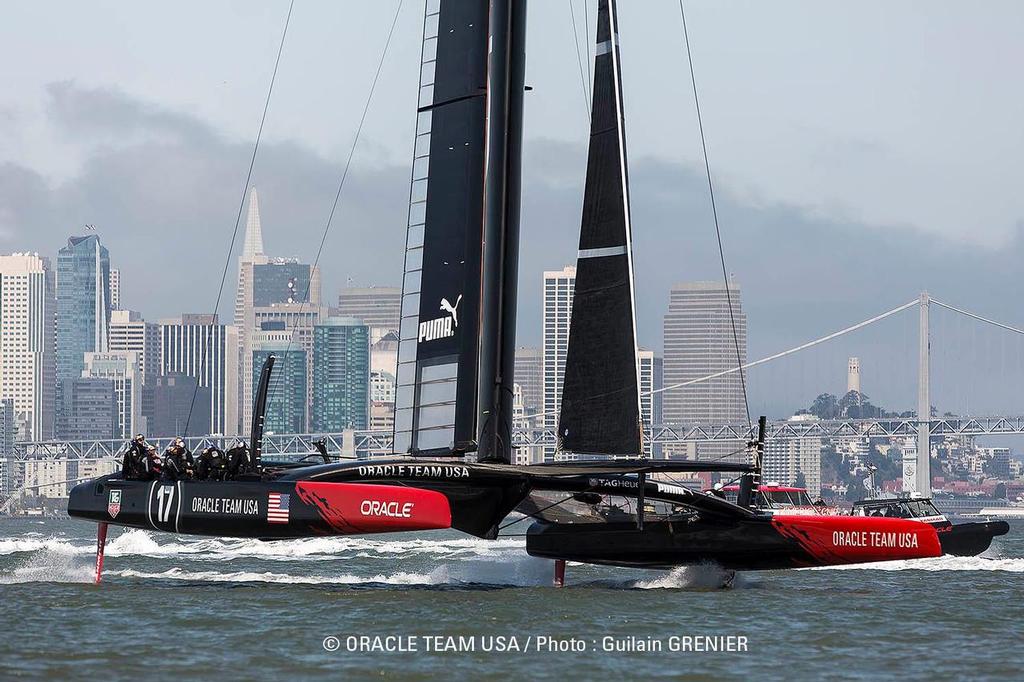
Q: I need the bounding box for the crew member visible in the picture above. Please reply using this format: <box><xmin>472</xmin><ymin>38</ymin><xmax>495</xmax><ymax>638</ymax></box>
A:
<box><xmin>121</xmin><ymin>434</ymin><xmax>149</xmax><ymax>480</ymax></box>
<box><xmin>143</xmin><ymin>445</ymin><xmax>162</xmax><ymax>480</ymax></box>
<box><xmin>225</xmin><ymin>442</ymin><xmax>250</xmax><ymax>479</ymax></box>
<box><xmin>195</xmin><ymin>446</ymin><xmax>227</xmax><ymax>481</ymax></box>
<box><xmin>313</xmin><ymin>438</ymin><xmax>331</xmax><ymax>464</ymax></box>
<box><xmin>163</xmin><ymin>437</ymin><xmax>195</xmax><ymax>480</ymax></box>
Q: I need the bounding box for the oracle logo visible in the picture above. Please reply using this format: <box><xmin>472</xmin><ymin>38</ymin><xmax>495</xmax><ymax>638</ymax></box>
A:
<box><xmin>360</xmin><ymin>499</ymin><xmax>415</xmax><ymax>518</ymax></box>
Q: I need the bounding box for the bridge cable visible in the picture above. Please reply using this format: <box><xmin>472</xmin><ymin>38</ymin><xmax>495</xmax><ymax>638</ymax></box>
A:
<box><xmin>520</xmin><ymin>299</ymin><xmax>918</xmax><ymax>422</ymax></box>
<box><xmin>931</xmin><ymin>299</ymin><xmax>1024</xmax><ymax>336</ymax></box>
<box><xmin>677</xmin><ymin>0</ymin><xmax>751</xmax><ymax>430</ymax></box>
<box><xmin>268</xmin><ymin>0</ymin><xmax>405</xmax><ymax>424</ymax></box>
<box><xmin>183</xmin><ymin>0</ymin><xmax>295</xmax><ymax>436</ymax></box>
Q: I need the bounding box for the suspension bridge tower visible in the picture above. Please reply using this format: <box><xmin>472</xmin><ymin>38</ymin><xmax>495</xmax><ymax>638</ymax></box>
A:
<box><xmin>907</xmin><ymin>291</ymin><xmax>932</xmax><ymax>496</ymax></box>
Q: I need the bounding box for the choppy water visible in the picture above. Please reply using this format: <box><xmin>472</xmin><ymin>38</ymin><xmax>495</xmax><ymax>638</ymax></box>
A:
<box><xmin>2</xmin><ymin>518</ymin><xmax>1021</xmax><ymax>680</ymax></box>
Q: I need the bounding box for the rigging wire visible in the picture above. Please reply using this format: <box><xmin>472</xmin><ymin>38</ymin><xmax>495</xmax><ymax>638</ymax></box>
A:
<box><xmin>583</xmin><ymin>0</ymin><xmax>592</xmax><ymax>94</ymax></box>
<box><xmin>184</xmin><ymin>0</ymin><xmax>295</xmax><ymax>436</ymax></box>
<box><xmin>267</xmin><ymin>0</ymin><xmax>405</xmax><ymax>412</ymax></box>
<box><xmin>568</xmin><ymin>0</ymin><xmax>592</xmax><ymax>120</ymax></box>
<box><xmin>677</xmin><ymin>0</ymin><xmax>752</xmax><ymax>431</ymax></box>
<box><xmin>498</xmin><ymin>473</ymin><xmax>630</xmax><ymax>531</ymax></box>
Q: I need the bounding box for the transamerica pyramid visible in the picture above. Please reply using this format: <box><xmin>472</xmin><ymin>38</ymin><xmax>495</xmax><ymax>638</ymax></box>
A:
<box><xmin>235</xmin><ymin>187</ymin><xmax>270</xmax><ymax>433</ymax></box>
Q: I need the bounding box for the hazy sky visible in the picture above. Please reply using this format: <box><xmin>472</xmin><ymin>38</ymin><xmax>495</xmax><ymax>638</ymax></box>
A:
<box><xmin>2</xmin><ymin>1</ymin><xmax>1023</xmax><ymax>419</ymax></box>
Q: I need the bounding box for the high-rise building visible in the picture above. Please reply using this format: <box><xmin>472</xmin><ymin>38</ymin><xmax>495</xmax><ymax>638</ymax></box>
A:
<box><xmin>541</xmin><ymin>267</ymin><xmax>652</xmax><ymax>460</ymax></box>
<box><xmin>84</xmin><ymin>351</ymin><xmax>143</xmax><ymax>439</ymax></box>
<box><xmin>252</xmin><ymin>338</ymin><xmax>307</xmax><ymax>434</ymax></box>
<box><xmin>109</xmin><ymin>310</ymin><xmax>160</xmax><ymax>433</ymax></box>
<box><xmin>151</xmin><ymin>373</ymin><xmax>210</xmax><ymax>437</ymax></box>
<box><xmin>159</xmin><ymin>314</ymin><xmax>239</xmax><ymax>436</ymax></box>
<box><xmin>763</xmin><ymin>416</ymin><xmax>822</xmax><ymax>497</ymax></box>
<box><xmin>0</xmin><ymin>398</ymin><xmax>13</xmax><ymax>452</ymax></box>
<box><xmin>663</xmin><ymin>281</ymin><xmax>747</xmax><ymax>461</ymax></box>
<box><xmin>370</xmin><ymin>330</ymin><xmax>399</xmax><ymax>378</ymax></box>
<box><xmin>311</xmin><ymin>317</ymin><xmax>369</xmax><ymax>432</ymax></box>
<box><xmin>109</xmin><ymin>310</ymin><xmax>160</xmax><ymax>383</ymax></box>
<box><xmin>638</xmin><ymin>349</ymin><xmax>655</xmax><ymax>457</ymax></box>
<box><xmin>512</xmin><ymin>384</ymin><xmax>544</xmax><ymax>465</ymax></box>
<box><xmin>55</xmin><ymin>235</ymin><xmax>111</xmax><ymax>437</ymax></box>
<box><xmin>370</xmin><ymin>371</ymin><xmax>395</xmax><ymax>403</ymax></box>
<box><xmin>652</xmin><ymin>354</ymin><xmax>664</xmax><ymax>458</ymax></box>
<box><xmin>542</xmin><ymin>267</ymin><xmax>576</xmax><ymax>460</ymax></box>
<box><xmin>233</xmin><ymin>187</ymin><xmax>268</xmax><ymax>334</ymax></box>
<box><xmin>0</xmin><ymin>399</ymin><xmax>12</xmax><ymax>495</ymax></box>
<box><xmin>61</xmin><ymin>377</ymin><xmax>117</xmax><ymax>440</ymax></box>
<box><xmin>847</xmin><ymin>357</ymin><xmax>861</xmax><ymax>394</ymax></box>
<box><xmin>337</xmin><ymin>286</ymin><xmax>401</xmax><ymax>344</ymax></box>
<box><xmin>513</xmin><ymin>346</ymin><xmax>543</xmax><ymax>424</ymax></box>
<box><xmin>0</xmin><ymin>253</ymin><xmax>56</xmax><ymax>441</ymax></box>
<box><xmin>0</xmin><ymin>397</ymin><xmax>13</xmax><ymax>496</ymax></box>
<box><xmin>249</xmin><ymin>304</ymin><xmax>324</xmax><ymax>428</ymax></box>
<box><xmin>368</xmin><ymin>331</ymin><xmax>399</xmax><ymax>433</ymax></box>
<box><xmin>235</xmin><ymin>188</ymin><xmax>268</xmax><ymax>434</ymax></box>
<box><xmin>109</xmin><ymin>268</ymin><xmax>120</xmax><ymax>310</ymax></box>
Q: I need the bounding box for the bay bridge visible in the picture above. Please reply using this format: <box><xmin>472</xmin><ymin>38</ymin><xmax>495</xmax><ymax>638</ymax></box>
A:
<box><xmin>7</xmin><ymin>292</ymin><xmax>1024</xmax><ymax>501</ymax></box>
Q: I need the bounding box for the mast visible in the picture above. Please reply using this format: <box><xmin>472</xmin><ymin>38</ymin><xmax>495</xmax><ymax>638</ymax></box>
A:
<box><xmin>557</xmin><ymin>0</ymin><xmax>643</xmax><ymax>457</ymax></box>
<box><xmin>477</xmin><ymin>0</ymin><xmax>527</xmax><ymax>463</ymax></box>
<box><xmin>393</xmin><ymin>1</ymin><xmax>526</xmax><ymax>462</ymax></box>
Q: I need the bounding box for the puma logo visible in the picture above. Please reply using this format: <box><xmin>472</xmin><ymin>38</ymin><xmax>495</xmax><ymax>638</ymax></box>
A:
<box><xmin>440</xmin><ymin>294</ymin><xmax>463</xmax><ymax>328</ymax></box>
<box><xmin>418</xmin><ymin>294</ymin><xmax>463</xmax><ymax>342</ymax></box>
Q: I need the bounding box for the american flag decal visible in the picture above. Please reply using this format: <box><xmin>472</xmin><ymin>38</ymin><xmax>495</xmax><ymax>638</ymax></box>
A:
<box><xmin>267</xmin><ymin>492</ymin><xmax>290</xmax><ymax>524</ymax></box>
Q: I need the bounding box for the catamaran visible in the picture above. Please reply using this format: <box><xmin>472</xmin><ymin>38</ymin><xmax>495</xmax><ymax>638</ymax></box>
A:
<box><xmin>70</xmin><ymin>0</ymin><xmax>952</xmax><ymax>584</ymax></box>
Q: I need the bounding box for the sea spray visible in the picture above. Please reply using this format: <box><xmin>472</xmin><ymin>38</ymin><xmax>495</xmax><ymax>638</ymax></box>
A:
<box><xmin>633</xmin><ymin>563</ymin><xmax>753</xmax><ymax>589</ymax></box>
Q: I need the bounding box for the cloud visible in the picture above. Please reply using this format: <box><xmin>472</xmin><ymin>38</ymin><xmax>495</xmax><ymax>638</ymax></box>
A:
<box><xmin>46</xmin><ymin>80</ymin><xmax>216</xmax><ymax>145</ymax></box>
<box><xmin>3</xmin><ymin>82</ymin><xmax>1022</xmax><ymax>417</ymax></box>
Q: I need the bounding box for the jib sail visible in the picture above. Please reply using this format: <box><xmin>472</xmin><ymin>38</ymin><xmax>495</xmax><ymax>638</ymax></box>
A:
<box><xmin>557</xmin><ymin>0</ymin><xmax>643</xmax><ymax>457</ymax></box>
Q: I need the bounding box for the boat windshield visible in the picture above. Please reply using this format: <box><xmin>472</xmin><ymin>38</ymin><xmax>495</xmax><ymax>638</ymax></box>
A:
<box><xmin>723</xmin><ymin>489</ymin><xmax>813</xmax><ymax>507</ymax></box>
<box><xmin>904</xmin><ymin>500</ymin><xmax>943</xmax><ymax>517</ymax></box>
<box><xmin>763</xmin><ymin>490</ymin><xmax>813</xmax><ymax>507</ymax></box>
<box><xmin>856</xmin><ymin>499</ymin><xmax>944</xmax><ymax>518</ymax></box>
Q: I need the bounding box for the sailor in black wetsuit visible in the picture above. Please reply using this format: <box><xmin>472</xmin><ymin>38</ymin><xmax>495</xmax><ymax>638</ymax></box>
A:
<box><xmin>121</xmin><ymin>434</ymin><xmax>149</xmax><ymax>480</ymax></box>
<box><xmin>225</xmin><ymin>442</ymin><xmax>250</xmax><ymax>479</ymax></box>
<box><xmin>163</xmin><ymin>438</ymin><xmax>195</xmax><ymax>481</ymax></box>
<box><xmin>195</xmin><ymin>446</ymin><xmax>227</xmax><ymax>481</ymax></box>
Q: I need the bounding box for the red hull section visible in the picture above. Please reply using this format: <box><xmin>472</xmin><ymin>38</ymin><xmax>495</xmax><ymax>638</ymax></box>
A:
<box><xmin>294</xmin><ymin>482</ymin><xmax>452</xmax><ymax>534</ymax></box>
<box><xmin>770</xmin><ymin>515</ymin><xmax>942</xmax><ymax>566</ymax></box>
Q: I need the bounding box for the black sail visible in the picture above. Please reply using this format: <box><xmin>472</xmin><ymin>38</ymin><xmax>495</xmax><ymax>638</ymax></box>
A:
<box><xmin>394</xmin><ymin>0</ymin><xmax>525</xmax><ymax>459</ymax></box>
<box><xmin>557</xmin><ymin>0</ymin><xmax>643</xmax><ymax>456</ymax></box>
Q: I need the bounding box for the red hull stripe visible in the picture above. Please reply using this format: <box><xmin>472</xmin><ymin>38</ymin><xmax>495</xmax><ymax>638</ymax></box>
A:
<box><xmin>770</xmin><ymin>514</ymin><xmax>943</xmax><ymax>566</ymax></box>
<box><xmin>295</xmin><ymin>482</ymin><xmax>452</xmax><ymax>534</ymax></box>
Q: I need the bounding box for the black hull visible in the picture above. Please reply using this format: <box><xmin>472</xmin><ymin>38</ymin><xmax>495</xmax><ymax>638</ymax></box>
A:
<box><xmin>525</xmin><ymin>511</ymin><xmax>946</xmax><ymax>571</ymax></box>
<box><xmin>68</xmin><ymin>461</ymin><xmax>528</xmax><ymax>539</ymax></box>
<box><xmin>525</xmin><ymin>518</ymin><xmax>810</xmax><ymax>571</ymax></box>
<box><xmin>939</xmin><ymin>521</ymin><xmax>1010</xmax><ymax>557</ymax></box>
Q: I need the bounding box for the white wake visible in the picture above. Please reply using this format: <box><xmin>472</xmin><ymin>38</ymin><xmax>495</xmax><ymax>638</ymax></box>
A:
<box><xmin>807</xmin><ymin>554</ymin><xmax>1024</xmax><ymax>572</ymax></box>
<box><xmin>0</xmin><ymin>529</ymin><xmax>527</xmax><ymax>561</ymax></box>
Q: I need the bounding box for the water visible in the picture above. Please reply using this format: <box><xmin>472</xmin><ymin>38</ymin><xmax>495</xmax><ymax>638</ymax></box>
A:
<box><xmin>2</xmin><ymin>518</ymin><xmax>1021</xmax><ymax>680</ymax></box>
